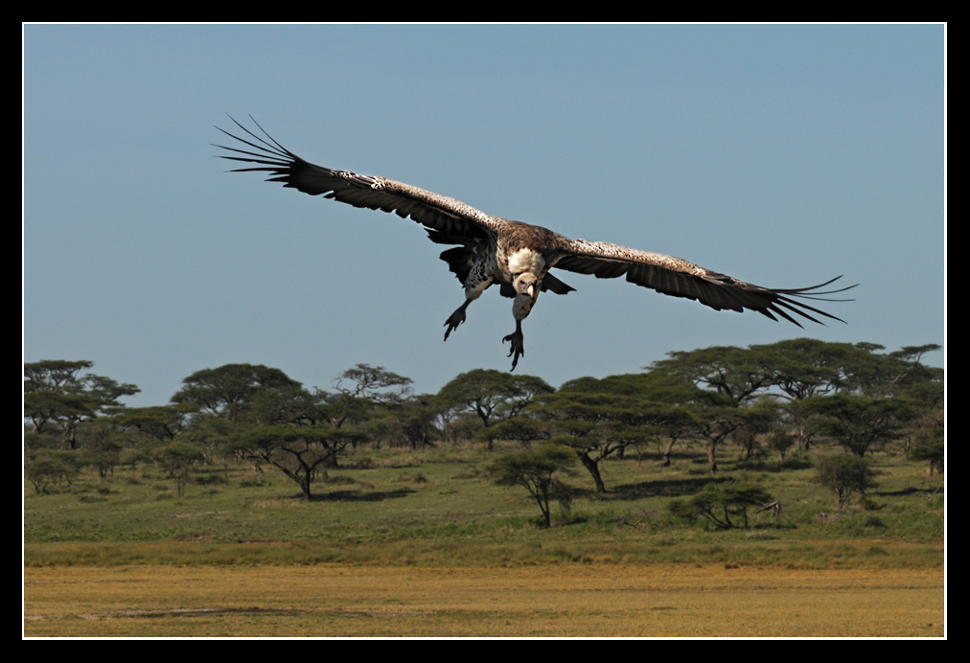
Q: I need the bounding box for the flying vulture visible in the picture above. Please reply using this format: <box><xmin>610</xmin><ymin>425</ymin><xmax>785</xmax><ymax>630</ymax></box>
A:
<box><xmin>215</xmin><ymin>117</ymin><xmax>855</xmax><ymax>370</ymax></box>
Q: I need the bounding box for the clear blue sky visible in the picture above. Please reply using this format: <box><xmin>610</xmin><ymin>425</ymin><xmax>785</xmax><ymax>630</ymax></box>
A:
<box><xmin>23</xmin><ymin>25</ymin><xmax>945</xmax><ymax>406</ymax></box>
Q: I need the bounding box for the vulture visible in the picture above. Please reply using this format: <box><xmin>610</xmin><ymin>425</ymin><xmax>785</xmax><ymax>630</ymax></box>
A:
<box><xmin>215</xmin><ymin>117</ymin><xmax>855</xmax><ymax>370</ymax></box>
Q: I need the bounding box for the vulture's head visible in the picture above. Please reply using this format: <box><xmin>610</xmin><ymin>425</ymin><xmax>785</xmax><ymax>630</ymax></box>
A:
<box><xmin>513</xmin><ymin>272</ymin><xmax>539</xmax><ymax>300</ymax></box>
<box><xmin>512</xmin><ymin>272</ymin><xmax>540</xmax><ymax>320</ymax></box>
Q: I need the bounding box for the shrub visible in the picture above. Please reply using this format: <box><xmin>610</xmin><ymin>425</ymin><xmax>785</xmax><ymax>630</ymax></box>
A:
<box><xmin>814</xmin><ymin>454</ymin><xmax>876</xmax><ymax>510</ymax></box>
<box><xmin>667</xmin><ymin>481</ymin><xmax>774</xmax><ymax>529</ymax></box>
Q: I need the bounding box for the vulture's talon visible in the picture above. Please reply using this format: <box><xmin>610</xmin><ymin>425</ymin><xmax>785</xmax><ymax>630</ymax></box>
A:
<box><xmin>444</xmin><ymin>302</ymin><xmax>470</xmax><ymax>342</ymax></box>
<box><xmin>443</xmin><ymin>313</ymin><xmax>465</xmax><ymax>341</ymax></box>
<box><xmin>502</xmin><ymin>330</ymin><xmax>525</xmax><ymax>371</ymax></box>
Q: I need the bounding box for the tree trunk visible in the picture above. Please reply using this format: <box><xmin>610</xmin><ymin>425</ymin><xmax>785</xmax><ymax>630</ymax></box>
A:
<box><xmin>532</xmin><ymin>487</ymin><xmax>551</xmax><ymax>528</ymax></box>
<box><xmin>662</xmin><ymin>438</ymin><xmax>677</xmax><ymax>466</ymax></box>
<box><xmin>707</xmin><ymin>443</ymin><xmax>718</xmax><ymax>473</ymax></box>
<box><xmin>300</xmin><ymin>479</ymin><xmax>312</xmax><ymax>500</ymax></box>
<box><xmin>578</xmin><ymin>452</ymin><xmax>607</xmax><ymax>493</ymax></box>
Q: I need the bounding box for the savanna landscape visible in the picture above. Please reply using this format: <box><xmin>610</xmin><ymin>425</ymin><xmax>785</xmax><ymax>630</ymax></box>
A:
<box><xmin>24</xmin><ymin>340</ymin><xmax>945</xmax><ymax>637</ymax></box>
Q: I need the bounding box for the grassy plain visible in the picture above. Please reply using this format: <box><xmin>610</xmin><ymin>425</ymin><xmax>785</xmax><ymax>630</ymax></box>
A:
<box><xmin>24</xmin><ymin>443</ymin><xmax>945</xmax><ymax>636</ymax></box>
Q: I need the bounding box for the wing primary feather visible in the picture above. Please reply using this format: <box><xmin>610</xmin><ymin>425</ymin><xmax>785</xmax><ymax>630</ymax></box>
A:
<box><xmin>214</xmin><ymin>117</ymin><xmax>503</xmax><ymax>243</ymax></box>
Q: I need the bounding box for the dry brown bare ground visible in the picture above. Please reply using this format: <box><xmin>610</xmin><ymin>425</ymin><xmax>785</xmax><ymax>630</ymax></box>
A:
<box><xmin>24</xmin><ymin>565</ymin><xmax>943</xmax><ymax>637</ymax></box>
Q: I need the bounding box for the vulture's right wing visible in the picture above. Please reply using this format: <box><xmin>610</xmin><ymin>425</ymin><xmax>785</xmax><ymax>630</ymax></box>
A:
<box><xmin>215</xmin><ymin>116</ymin><xmax>507</xmax><ymax>243</ymax></box>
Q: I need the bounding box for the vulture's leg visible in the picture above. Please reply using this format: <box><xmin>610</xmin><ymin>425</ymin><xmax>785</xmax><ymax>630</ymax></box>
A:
<box><xmin>443</xmin><ymin>299</ymin><xmax>471</xmax><ymax>341</ymax></box>
<box><xmin>502</xmin><ymin>289</ymin><xmax>537</xmax><ymax>371</ymax></box>
<box><xmin>502</xmin><ymin>320</ymin><xmax>525</xmax><ymax>371</ymax></box>
<box><xmin>444</xmin><ymin>277</ymin><xmax>492</xmax><ymax>342</ymax></box>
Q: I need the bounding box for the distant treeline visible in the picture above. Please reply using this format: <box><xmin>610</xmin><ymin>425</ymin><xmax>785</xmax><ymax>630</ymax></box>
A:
<box><xmin>24</xmin><ymin>339</ymin><xmax>943</xmax><ymax>500</ymax></box>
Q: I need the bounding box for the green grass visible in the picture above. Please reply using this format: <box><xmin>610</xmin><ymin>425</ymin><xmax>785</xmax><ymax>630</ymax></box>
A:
<box><xmin>24</xmin><ymin>442</ymin><xmax>944</xmax><ymax>568</ymax></box>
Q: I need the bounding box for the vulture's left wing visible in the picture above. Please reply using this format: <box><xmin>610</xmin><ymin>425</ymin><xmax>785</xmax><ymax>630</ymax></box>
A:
<box><xmin>552</xmin><ymin>239</ymin><xmax>855</xmax><ymax>327</ymax></box>
<box><xmin>215</xmin><ymin>116</ymin><xmax>506</xmax><ymax>242</ymax></box>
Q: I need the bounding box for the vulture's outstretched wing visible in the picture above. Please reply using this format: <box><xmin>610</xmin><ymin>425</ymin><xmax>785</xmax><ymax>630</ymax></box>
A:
<box><xmin>552</xmin><ymin>239</ymin><xmax>855</xmax><ymax>327</ymax></box>
<box><xmin>215</xmin><ymin>116</ymin><xmax>855</xmax><ymax>332</ymax></box>
<box><xmin>214</xmin><ymin>116</ymin><xmax>505</xmax><ymax>242</ymax></box>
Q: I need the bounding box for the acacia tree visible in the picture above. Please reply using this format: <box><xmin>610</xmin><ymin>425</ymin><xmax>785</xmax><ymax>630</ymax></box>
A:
<box><xmin>114</xmin><ymin>404</ymin><xmax>207</xmax><ymax>493</ymax></box>
<box><xmin>437</xmin><ymin>369</ymin><xmax>552</xmax><ymax>447</ymax></box>
<box><xmin>651</xmin><ymin>340</ymin><xmax>943</xmax><ymax>457</ymax></box>
<box><xmin>802</xmin><ymin>395</ymin><xmax>914</xmax><ymax>457</ymax></box>
<box><xmin>744</xmin><ymin>339</ymin><xmax>863</xmax><ymax>450</ymax></box>
<box><xmin>154</xmin><ymin>441</ymin><xmax>207</xmax><ymax>497</ymax></box>
<box><xmin>644</xmin><ymin>359</ymin><xmax>786</xmax><ymax>469</ymax></box>
<box><xmin>114</xmin><ymin>404</ymin><xmax>197</xmax><ymax>442</ymax></box>
<box><xmin>650</xmin><ymin>346</ymin><xmax>772</xmax><ymax>404</ymax></box>
<box><xmin>24</xmin><ymin>360</ymin><xmax>139</xmax><ymax>451</ymax></box>
<box><xmin>25</xmin><ymin>450</ymin><xmax>82</xmax><ymax>494</ymax></box>
<box><xmin>688</xmin><ymin>402</ymin><xmax>746</xmax><ymax>473</ymax></box>
<box><xmin>225</xmin><ymin>424</ymin><xmax>367</xmax><ymax>499</ymax></box>
<box><xmin>767</xmin><ymin>429</ymin><xmax>796</xmax><ymax>461</ymax></box>
<box><xmin>394</xmin><ymin>396</ymin><xmax>442</xmax><ymax>449</ymax></box>
<box><xmin>485</xmin><ymin>444</ymin><xmax>575</xmax><ymax>528</ymax></box>
<box><xmin>171</xmin><ymin>364</ymin><xmax>368</xmax><ymax>485</ymax></box>
<box><xmin>669</xmin><ymin>481</ymin><xmax>774</xmax><ymax>529</ymax></box>
<box><xmin>475</xmin><ymin>416</ymin><xmax>547</xmax><ymax>452</ymax></box>
<box><xmin>332</xmin><ymin>364</ymin><xmax>413</xmax><ymax>404</ymax></box>
<box><xmin>534</xmin><ymin>391</ymin><xmax>662</xmax><ymax>493</ymax></box>
<box><xmin>217</xmin><ymin>374</ymin><xmax>371</xmax><ymax>496</ymax></box>
<box><xmin>74</xmin><ymin>418</ymin><xmax>127</xmax><ymax>479</ymax></box>
<box><xmin>909</xmin><ymin>432</ymin><xmax>944</xmax><ymax>478</ymax></box>
<box><xmin>112</xmin><ymin>403</ymin><xmax>202</xmax><ymax>472</ymax></box>
<box><xmin>636</xmin><ymin>381</ymin><xmax>762</xmax><ymax>474</ymax></box>
<box><xmin>884</xmin><ymin>345</ymin><xmax>943</xmax><ymax>395</ymax></box>
<box><xmin>555</xmin><ymin>372</ymin><xmax>704</xmax><ymax>469</ymax></box>
<box><xmin>329</xmin><ymin>365</ymin><xmax>429</xmax><ymax>450</ymax></box>
<box><xmin>170</xmin><ymin>364</ymin><xmax>301</xmax><ymax>421</ymax></box>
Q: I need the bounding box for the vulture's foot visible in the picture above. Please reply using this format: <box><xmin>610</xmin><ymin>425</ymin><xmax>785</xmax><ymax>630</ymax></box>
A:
<box><xmin>502</xmin><ymin>327</ymin><xmax>525</xmax><ymax>371</ymax></box>
<box><xmin>443</xmin><ymin>306</ymin><xmax>467</xmax><ymax>341</ymax></box>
